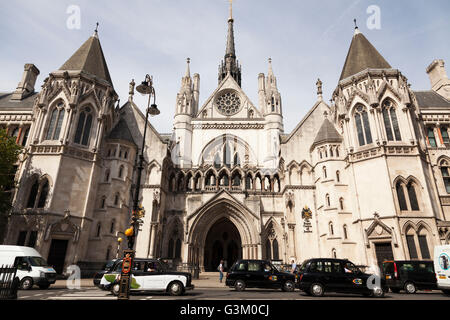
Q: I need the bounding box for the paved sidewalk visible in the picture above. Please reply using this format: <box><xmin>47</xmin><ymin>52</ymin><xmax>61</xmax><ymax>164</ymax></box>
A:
<box><xmin>52</xmin><ymin>272</ymin><xmax>227</xmax><ymax>289</ymax></box>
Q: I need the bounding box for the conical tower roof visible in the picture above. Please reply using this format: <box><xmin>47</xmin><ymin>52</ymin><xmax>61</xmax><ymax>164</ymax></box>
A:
<box><xmin>59</xmin><ymin>31</ymin><xmax>113</xmax><ymax>85</ymax></box>
<box><xmin>339</xmin><ymin>28</ymin><xmax>391</xmax><ymax>81</ymax></box>
<box><xmin>311</xmin><ymin>118</ymin><xmax>342</xmax><ymax>149</ymax></box>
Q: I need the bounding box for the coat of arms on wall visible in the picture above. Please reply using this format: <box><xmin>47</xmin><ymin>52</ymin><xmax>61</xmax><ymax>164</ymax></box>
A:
<box><xmin>301</xmin><ymin>206</ymin><xmax>313</xmax><ymax>233</ymax></box>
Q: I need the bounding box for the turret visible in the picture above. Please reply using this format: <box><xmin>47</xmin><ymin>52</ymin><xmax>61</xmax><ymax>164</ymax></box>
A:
<box><xmin>173</xmin><ymin>58</ymin><xmax>195</xmax><ymax>168</ymax></box>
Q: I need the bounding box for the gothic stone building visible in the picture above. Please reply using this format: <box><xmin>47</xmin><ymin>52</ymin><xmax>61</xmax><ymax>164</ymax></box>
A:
<box><xmin>1</xmin><ymin>12</ymin><xmax>450</xmax><ymax>274</ymax></box>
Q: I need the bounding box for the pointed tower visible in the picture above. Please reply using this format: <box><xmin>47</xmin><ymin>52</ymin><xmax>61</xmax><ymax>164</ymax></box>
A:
<box><xmin>218</xmin><ymin>0</ymin><xmax>242</xmax><ymax>86</ymax></box>
<box><xmin>14</xmin><ymin>27</ymin><xmax>119</xmax><ymax>267</ymax></box>
<box><xmin>263</xmin><ymin>58</ymin><xmax>284</xmax><ymax>168</ymax></box>
<box><xmin>174</xmin><ymin>58</ymin><xmax>195</xmax><ymax>168</ymax></box>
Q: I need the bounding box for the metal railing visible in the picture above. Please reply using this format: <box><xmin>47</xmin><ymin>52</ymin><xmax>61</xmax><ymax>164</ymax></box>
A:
<box><xmin>0</xmin><ymin>265</ymin><xmax>19</xmax><ymax>300</ymax></box>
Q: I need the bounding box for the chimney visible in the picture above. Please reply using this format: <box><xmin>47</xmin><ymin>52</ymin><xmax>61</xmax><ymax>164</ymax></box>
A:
<box><xmin>11</xmin><ymin>64</ymin><xmax>40</xmax><ymax>101</ymax></box>
<box><xmin>426</xmin><ymin>59</ymin><xmax>450</xmax><ymax>100</ymax></box>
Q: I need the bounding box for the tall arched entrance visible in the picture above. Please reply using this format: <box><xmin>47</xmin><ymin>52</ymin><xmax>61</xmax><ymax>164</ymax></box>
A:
<box><xmin>204</xmin><ymin>218</ymin><xmax>242</xmax><ymax>271</ymax></box>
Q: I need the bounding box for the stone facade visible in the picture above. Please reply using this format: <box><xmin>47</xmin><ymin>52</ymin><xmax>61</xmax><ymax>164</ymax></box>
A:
<box><xmin>1</xmin><ymin>12</ymin><xmax>450</xmax><ymax>275</ymax></box>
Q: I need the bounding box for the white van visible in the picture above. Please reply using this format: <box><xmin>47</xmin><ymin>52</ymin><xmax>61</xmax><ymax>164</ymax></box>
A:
<box><xmin>434</xmin><ymin>245</ymin><xmax>450</xmax><ymax>296</ymax></box>
<box><xmin>0</xmin><ymin>245</ymin><xmax>57</xmax><ymax>290</ymax></box>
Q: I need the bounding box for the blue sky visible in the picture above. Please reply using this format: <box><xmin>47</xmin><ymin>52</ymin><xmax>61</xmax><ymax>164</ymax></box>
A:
<box><xmin>0</xmin><ymin>0</ymin><xmax>449</xmax><ymax>134</ymax></box>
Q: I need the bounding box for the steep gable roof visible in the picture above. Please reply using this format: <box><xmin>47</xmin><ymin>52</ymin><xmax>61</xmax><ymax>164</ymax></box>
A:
<box><xmin>311</xmin><ymin>118</ymin><xmax>342</xmax><ymax>150</ymax></box>
<box><xmin>59</xmin><ymin>33</ymin><xmax>113</xmax><ymax>85</ymax></box>
<box><xmin>340</xmin><ymin>29</ymin><xmax>391</xmax><ymax>81</ymax></box>
<box><xmin>107</xmin><ymin>118</ymin><xmax>136</xmax><ymax>146</ymax></box>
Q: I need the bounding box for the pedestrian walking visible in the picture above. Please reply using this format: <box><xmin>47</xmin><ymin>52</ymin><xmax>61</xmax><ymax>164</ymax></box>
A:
<box><xmin>291</xmin><ymin>259</ymin><xmax>297</xmax><ymax>273</ymax></box>
<box><xmin>218</xmin><ymin>260</ymin><xmax>224</xmax><ymax>283</ymax></box>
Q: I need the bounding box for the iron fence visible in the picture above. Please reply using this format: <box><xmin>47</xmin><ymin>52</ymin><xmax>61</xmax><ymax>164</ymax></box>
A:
<box><xmin>0</xmin><ymin>265</ymin><xmax>19</xmax><ymax>300</ymax></box>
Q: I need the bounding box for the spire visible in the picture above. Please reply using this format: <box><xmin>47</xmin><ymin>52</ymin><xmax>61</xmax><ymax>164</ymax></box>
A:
<box><xmin>266</xmin><ymin>58</ymin><xmax>278</xmax><ymax>90</ymax></box>
<box><xmin>218</xmin><ymin>0</ymin><xmax>241</xmax><ymax>86</ymax></box>
<box><xmin>185</xmin><ymin>58</ymin><xmax>191</xmax><ymax>78</ymax></box>
<box><xmin>339</xmin><ymin>22</ymin><xmax>391</xmax><ymax>81</ymax></box>
<box><xmin>311</xmin><ymin>117</ymin><xmax>342</xmax><ymax>150</ymax></box>
<box><xmin>268</xmin><ymin>58</ymin><xmax>274</xmax><ymax>75</ymax></box>
<box><xmin>316</xmin><ymin>78</ymin><xmax>323</xmax><ymax>101</ymax></box>
<box><xmin>93</xmin><ymin>22</ymin><xmax>99</xmax><ymax>38</ymax></box>
<box><xmin>59</xmin><ymin>28</ymin><xmax>113</xmax><ymax>85</ymax></box>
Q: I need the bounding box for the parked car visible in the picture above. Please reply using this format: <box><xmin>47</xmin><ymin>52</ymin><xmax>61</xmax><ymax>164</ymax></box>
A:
<box><xmin>296</xmin><ymin>258</ymin><xmax>387</xmax><ymax>298</ymax></box>
<box><xmin>99</xmin><ymin>258</ymin><xmax>194</xmax><ymax>296</ymax></box>
<box><xmin>434</xmin><ymin>245</ymin><xmax>450</xmax><ymax>295</ymax></box>
<box><xmin>225</xmin><ymin>259</ymin><xmax>296</xmax><ymax>292</ymax></box>
<box><xmin>93</xmin><ymin>259</ymin><xmax>120</xmax><ymax>290</ymax></box>
<box><xmin>0</xmin><ymin>245</ymin><xmax>57</xmax><ymax>290</ymax></box>
<box><xmin>382</xmin><ymin>260</ymin><xmax>437</xmax><ymax>294</ymax></box>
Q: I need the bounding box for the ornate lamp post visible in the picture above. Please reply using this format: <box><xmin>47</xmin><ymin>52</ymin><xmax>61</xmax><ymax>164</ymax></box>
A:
<box><xmin>117</xmin><ymin>75</ymin><xmax>159</xmax><ymax>300</ymax></box>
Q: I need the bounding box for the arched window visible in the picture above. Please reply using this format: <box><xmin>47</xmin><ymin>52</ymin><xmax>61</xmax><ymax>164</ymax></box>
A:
<box><xmin>232</xmin><ymin>172</ymin><xmax>241</xmax><ymax>187</ymax></box>
<box><xmin>21</xmin><ymin>127</ymin><xmax>30</xmax><ymax>146</ymax></box>
<box><xmin>440</xmin><ymin>160</ymin><xmax>450</xmax><ymax>193</ymax></box>
<box><xmin>418</xmin><ymin>228</ymin><xmax>431</xmax><ymax>259</ymax></box>
<box><xmin>110</xmin><ymin>220</ymin><xmax>115</xmax><ymax>234</ymax></box>
<box><xmin>265</xmin><ymin>239</ymin><xmax>271</xmax><ymax>260</ymax></box>
<box><xmin>329</xmin><ymin>222</ymin><xmax>334</xmax><ymax>236</ymax></box>
<box><xmin>168</xmin><ymin>238</ymin><xmax>174</xmax><ymax>258</ymax></box>
<box><xmin>96</xmin><ymin>223</ymin><xmax>101</xmax><ymax>238</ymax></box>
<box><xmin>336</xmin><ymin>147</ymin><xmax>340</xmax><ymax>157</ymax></box>
<box><xmin>214</xmin><ymin>153</ymin><xmax>221</xmax><ymax>169</ymax></box>
<box><xmin>245</xmin><ymin>174</ymin><xmax>253</xmax><ymax>190</ymax></box>
<box><xmin>336</xmin><ymin>171</ymin><xmax>340</xmax><ymax>183</ymax></box>
<box><xmin>323</xmin><ymin>166</ymin><xmax>327</xmax><ymax>179</ymax></box>
<box><xmin>441</xmin><ymin>127</ymin><xmax>450</xmax><ymax>146</ymax></box>
<box><xmin>175</xmin><ymin>239</ymin><xmax>181</xmax><ymax>259</ymax></box>
<box><xmin>272</xmin><ymin>239</ymin><xmax>279</xmax><ymax>260</ymax></box>
<box><xmin>46</xmin><ymin>102</ymin><xmax>65</xmax><ymax>140</ymax></box>
<box><xmin>427</xmin><ymin>127</ymin><xmax>437</xmax><ymax>147</ymax></box>
<box><xmin>396</xmin><ymin>182</ymin><xmax>408</xmax><ymax>211</ymax></box>
<box><xmin>100</xmin><ymin>196</ymin><xmax>106</xmax><ymax>209</ymax></box>
<box><xmin>354</xmin><ymin>105</ymin><xmax>373</xmax><ymax>146</ymax></box>
<box><xmin>74</xmin><ymin>106</ymin><xmax>93</xmax><ymax>146</ymax></box>
<box><xmin>339</xmin><ymin>198</ymin><xmax>344</xmax><ymax>211</ymax></box>
<box><xmin>104</xmin><ymin>169</ymin><xmax>110</xmax><ymax>182</ymax></box>
<box><xmin>382</xmin><ymin>100</ymin><xmax>401</xmax><ymax>141</ymax></box>
<box><xmin>114</xmin><ymin>194</ymin><xmax>120</xmax><ymax>206</ymax></box>
<box><xmin>36</xmin><ymin>179</ymin><xmax>49</xmax><ymax>208</ymax></box>
<box><xmin>343</xmin><ymin>225</ymin><xmax>348</xmax><ymax>239</ymax></box>
<box><xmin>330</xmin><ymin>147</ymin><xmax>334</xmax><ymax>157</ymax></box>
<box><xmin>27</xmin><ymin>180</ymin><xmax>39</xmax><ymax>208</ymax></box>
<box><xmin>407</xmin><ymin>183</ymin><xmax>419</xmax><ymax>211</ymax></box>
<box><xmin>332</xmin><ymin>248</ymin><xmax>337</xmax><ymax>259</ymax></box>
<box><xmin>326</xmin><ymin>194</ymin><xmax>330</xmax><ymax>207</ymax></box>
<box><xmin>233</xmin><ymin>153</ymin><xmax>241</xmax><ymax>167</ymax></box>
<box><xmin>118</xmin><ymin>165</ymin><xmax>124</xmax><ymax>179</ymax></box>
<box><xmin>223</xmin><ymin>144</ymin><xmax>232</xmax><ymax>168</ymax></box>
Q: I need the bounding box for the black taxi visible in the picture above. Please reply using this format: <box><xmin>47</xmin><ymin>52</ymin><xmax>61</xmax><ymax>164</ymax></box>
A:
<box><xmin>296</xmin><ymin>258</ymin><xmax>387</xmax><ymax>297</ymax></box>
<box><xmin>225</xmin><ymin>259</ymin><xmax>296</xmax><ymax>292</ymax></box>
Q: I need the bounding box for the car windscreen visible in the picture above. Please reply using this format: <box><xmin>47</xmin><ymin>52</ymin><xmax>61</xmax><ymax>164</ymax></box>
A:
<box><xmin>28</xmin><ymin>256</ymin><xmax>48</xmax><ymax>267</ymax></box>
<box><xmin>297</xmin><ymin>261</ymin><xmax>309</xmax><ymax>272</ymax></box>
<box><xmin>104</xmin><ymin>260</ymin><xmax>117</xmax><ymax>271</ymax></box>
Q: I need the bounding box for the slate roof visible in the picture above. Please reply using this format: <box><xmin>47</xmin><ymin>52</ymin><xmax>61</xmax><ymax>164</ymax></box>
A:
<box><xmin>311</xmin><ymin>118</ymin><xmax>342</xmax><ymax>149</ymax></box>
<box><xmin>59</xmin><ymin>34</ymin><xmax>113</xmax><ymax>85</ymax></box>
<box><xmin>340</xmin><ymin>29</ymin><xmax>391</xmax><ymax>81</ymax></box>
<box><xmin>414</xmin><ymin>91</ymin><xmax>450</xmax><ymax>110</ymax></box>
<box><xmin>0</xmin><ymin>92</ymin><xmax>38</xmax><ymax>110</ymax></box>
<box><xmin>107</xmin><ymin>118</ymin><xmax>136</xmax><ymax>145</ymax></box>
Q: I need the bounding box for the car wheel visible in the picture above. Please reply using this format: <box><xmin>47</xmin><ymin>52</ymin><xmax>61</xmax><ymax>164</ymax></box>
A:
<box><xmin>404</xmin><ymin>282</ymin><xmax>416</xmax><ymax>294</ymax></box>
<box><xmin>111</xmin><ymin>283</ymin><xmax>120</xmax><ymax>296</ymax></box>
<box><xmin>390</xmin><ymin>288</ymin><xmax>400</xmax><ymax>294</ymax></box>
<box><xmin>282</xmin><ymin>280</ymin><xmax>295</xmax><ymax>292</ymax></box>
<box><xmin>38</xmin><ymin>284</ymin><xmax>51</xmax><ymax>290</ymax></box>
<box><xmin>168</xmin><ymin>281</ymin><xmax>184</xmax><ymax>296</ymax></box>
<box><xmin>371</xmin><ymin>287</ymin><xmax>385</xmax><ymax>298</ymax></box>
<box><xmin>310</xmin><ymin>283</ymin><xmax>324</xmax><ymax>297</ymax></box>
<box><xmin>234</xmin><ymin>280</ymin><xmax>246</xmax><ymax>292</ymax></box>
<box><xmin>20</xmin><ymin>277</ymin><xmax>34</xmax><ymax>290</ymax></box>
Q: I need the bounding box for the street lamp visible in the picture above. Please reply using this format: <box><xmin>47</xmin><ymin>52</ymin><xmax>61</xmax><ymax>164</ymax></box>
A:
<box><xmin>117</xmin><ymin>74</ymin><xmax>159</xmax><ymax>300</ymax></box>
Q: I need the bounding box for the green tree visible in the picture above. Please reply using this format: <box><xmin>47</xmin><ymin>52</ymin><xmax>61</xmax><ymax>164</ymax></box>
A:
<box><xmin>0</xmin><ymin>128</ymin><xmax>22</xmax><ymax>243</ymax></box>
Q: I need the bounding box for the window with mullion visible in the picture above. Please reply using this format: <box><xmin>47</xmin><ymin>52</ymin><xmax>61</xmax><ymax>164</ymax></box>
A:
<box><xmin>428</xmin><ymin>127</ymin><xmax>437</xmax><ymax>147</ymax></box>
<box><xmin>441</xmin><ymin>127</ymin><xmax>450</xmax><ymax>146</ymax></box>
<box><xmin>46</xmin><ymin>104</ymin><xmax>65</xmax><ymax>141</ymax></box>
<box><xmin>355</xmin><ymin>106</ymin><xmax>373</xmax><ymax>146</ymax></box>
<box><xmin>407</xmin><ymin>183</ymin><xmax>420</xmax><ymax>211</ymax></box>
<box><xmin>406</xmin><ymin>235</ymin><xmax>418</xmax><ymax>259</ymax></box>
<box><xmin>382</xmin><ymin>108</ymin><xmax>394</xmax><ymax>141</ymax></box>
<box><xmin>441</xmin><ymin>166</ymin><xmax>450</xmax><ymax>193</ymax></box>
<box><xmin>396</xmin><ymin>182</ymin><xmax>408</xmax><ymax>211</ymax></box>
<box><xmin>74</xmin><ymin>107</ymin><xmax>93</xmax><ymax>146</ymax></box>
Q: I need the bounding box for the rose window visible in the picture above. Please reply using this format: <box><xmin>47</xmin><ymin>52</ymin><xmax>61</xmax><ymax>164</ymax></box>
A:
<box><xmin>216</xmin><ymin>91</ymin><xmax>241</xmax><ymax>116</ymax></box>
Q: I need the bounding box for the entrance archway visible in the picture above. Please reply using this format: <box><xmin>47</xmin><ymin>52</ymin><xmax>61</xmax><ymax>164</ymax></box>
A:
<box><xmin>204</xmin><ymin>218</ymin><xmax>242</xmax><ymax>271</ymax></box>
